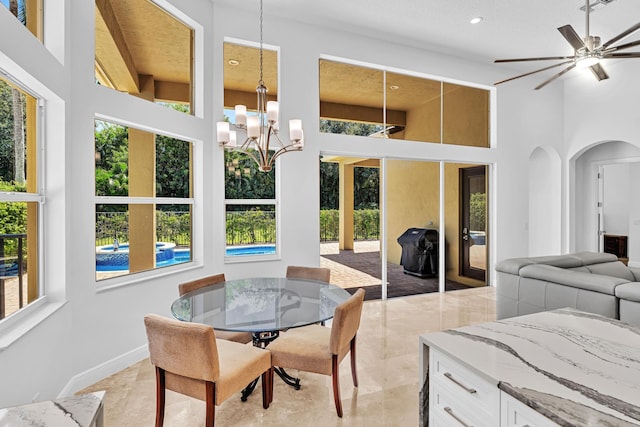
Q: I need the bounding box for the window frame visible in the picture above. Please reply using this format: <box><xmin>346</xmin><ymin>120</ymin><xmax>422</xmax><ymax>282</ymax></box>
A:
<box><xmin>221</xmin><ymin>39</ymin><xmax>282</xmax><ymax>263</ymax></box>
<box><xmin>93</xmin><ymin>117</ymin><xmax>197</xmax><ymax>284</ymax></box>
<box><xmin>0</xmin><ymin>68</ymin><xmax>46</xmax><ymax>329</ymax></box>
<box><xmin>318</xmin><ymin>55</ymin><xmax>494</xmax><ymax>148</ymax></box>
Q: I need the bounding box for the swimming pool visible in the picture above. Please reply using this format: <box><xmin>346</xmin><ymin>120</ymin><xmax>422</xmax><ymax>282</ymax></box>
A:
<box><xmin>95</xmin><ymin>244</ymin><xmax>276</xmax><ymax>271</ymax></box>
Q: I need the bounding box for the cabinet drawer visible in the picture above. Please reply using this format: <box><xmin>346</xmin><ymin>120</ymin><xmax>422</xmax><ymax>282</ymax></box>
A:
<box><xmin>501</xmin><ymin>393</ymin><xmax>559</xmax><ymax>427</ymax></box>
<box><xmin>430</xmin><ymin>383</ymin><xmax>492</xmax><ymax>427</ymax></box>
<box><xmin>430</xmin><ymin>349</ymin><xmax>500</xmax><ymax>418</ymax></box>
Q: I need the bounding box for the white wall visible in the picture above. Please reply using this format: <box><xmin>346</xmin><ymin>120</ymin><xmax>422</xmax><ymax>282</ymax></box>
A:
<box><xmin>629</xmin><ymin>164</ymin><xmax>640</xmax><ymax>267</ymax></box>
<box><xmin>564</xmin><ymin>61</ymin><xmax>640</xmax><ymax>252</ymax></box>
<box><xmin>602</xmin><ymin>163</ymin><xmax>630</xmax><ymax>236</ymax></box>
<box><xmin>0</xmin><ymin>0</ymin><xmax>565</xmax><ymax>405</ymax></box>
<box><xmin>529</xmin><ymin>147</ymin><xmax>562</xmax><ymax>256</ymax></box>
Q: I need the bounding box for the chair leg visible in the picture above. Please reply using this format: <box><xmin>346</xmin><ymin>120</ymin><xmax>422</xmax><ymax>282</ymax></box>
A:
<box><xmin>270</xmin><ymin>368</ymin><xmax>274</xmax><ymax>403</ymax></box>
<box><xmin>331</xmin><ymin>355</ymin><xmax>343</xmax><ymax>417</ymax></box>
<box><xmin>155</xmin><ymin>368</ymin><xmax>166</xmax><ymax>427</ymax></box>
<box><xmin>261</xmin><ymin>368</ymin><xmax>273</xmax><ymax>408</ymax></box>
<box><xmin>205</xmin><ymin>381</ymin><xmax>216</xmax><ymax>427</ymax></box>
<box><xmin>350</xmin><ymin>336</ymin><xmax>358</xmax><ymax>387</ymax></box>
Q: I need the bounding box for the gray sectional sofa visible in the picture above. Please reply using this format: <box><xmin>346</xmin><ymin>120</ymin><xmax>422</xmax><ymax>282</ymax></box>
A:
<box><xmin>496</xmin><ymin>251</ymin><xmax>640</xmax><ymax>326</ymax></box>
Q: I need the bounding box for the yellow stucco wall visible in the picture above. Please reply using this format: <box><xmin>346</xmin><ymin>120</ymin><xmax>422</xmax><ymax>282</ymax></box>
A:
<box><xmin>385</xmin><ymin>160</ymin><xmax>485</xmax><ymax>287</ymax></box>
<box><xmin>386</xmin><ymin>160</ymin><xmax>440</xmax><ymax>264</ymax></box>
<box><xmin>443</xmin><ymin>84</ymin><xmax>490</xmax><ymax>147</ymax></box>
<box><xmin>404</xmin><ymin>96</ymin><xmax>441</xmax><ymax>143</ymax></box>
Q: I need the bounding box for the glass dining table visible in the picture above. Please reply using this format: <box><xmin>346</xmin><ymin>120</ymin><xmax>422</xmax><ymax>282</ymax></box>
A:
<box><xmin>171</xmin><ymin>277</ymin><xmax>352</xmax><ymax>397</ymax></box>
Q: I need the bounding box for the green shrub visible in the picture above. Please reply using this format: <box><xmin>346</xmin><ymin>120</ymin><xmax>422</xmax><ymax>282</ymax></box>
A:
<box><xmin>320</xmin><ymin>209</ymin><xmax>379</xmax><ymax>241</ymax></box>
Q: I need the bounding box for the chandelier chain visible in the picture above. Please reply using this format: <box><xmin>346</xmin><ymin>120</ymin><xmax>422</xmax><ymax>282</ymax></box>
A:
<box><xmin>259</xmin><ymin>0</ymin><xmax>264</xmax><ymax>86</ymax></box>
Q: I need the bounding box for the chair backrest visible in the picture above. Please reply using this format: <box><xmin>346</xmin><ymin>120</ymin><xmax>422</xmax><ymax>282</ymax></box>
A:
<box><xmin>178</xmin><ymin>273</ymin><xmax>226</xmax><ymax>296</ymax></box>
<box><xmin>329</xmin><ymin>288</ymin><xmax>365</xmax><ymax>355</ymax></box>
<box><xmin>144</xmin><ymin>313</ymin><xmax>220</xmax><ymax>382</ymax></box>
<box><xmin>286</xmin><ymin>265</ymin><xmax>331</xmax><ymax>283</ymax></box>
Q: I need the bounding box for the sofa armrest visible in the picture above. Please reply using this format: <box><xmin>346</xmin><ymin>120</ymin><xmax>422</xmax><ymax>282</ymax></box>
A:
<box><xmin>495</xmin><ymin>258</ymin><xmax>534</xmax><ymax>275</ymax></box>
<box><xmin>519</xmin><ymin>264</ymin><xmax>627</xmax><ymax>295</ymax></box>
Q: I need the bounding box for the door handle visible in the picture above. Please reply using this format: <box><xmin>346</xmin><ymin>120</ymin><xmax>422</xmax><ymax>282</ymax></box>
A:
<box><xmin>462</xmin><ymin>227</ymin><xmax>469</xmax><ymax>241</ymax></box>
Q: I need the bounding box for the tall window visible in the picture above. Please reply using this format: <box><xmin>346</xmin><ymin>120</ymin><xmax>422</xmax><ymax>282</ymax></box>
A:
<box><xmin>94</xmin><ymin>119</ymin><xmax>193</xmax><ymax>280</ymax></box>
<box><xmin>0</xmin><ymin>74</ymin><xmax>41</xmax><ymax>320</ymax></box>
<box><xmin>94</xmin><ymin>0</ymin><xmax>194</xmax><ymax>113</ymax></box>
<box><xmin>223</xmin><ymin>42</ymin><xmax>278</xmax><ymax>258</ymax></box>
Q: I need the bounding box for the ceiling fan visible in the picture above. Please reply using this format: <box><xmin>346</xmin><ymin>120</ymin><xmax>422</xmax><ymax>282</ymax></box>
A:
<box><xmin>494</xmin><ymin>0</ymin><xmax>640</xmax><ymax>89</ymax></box>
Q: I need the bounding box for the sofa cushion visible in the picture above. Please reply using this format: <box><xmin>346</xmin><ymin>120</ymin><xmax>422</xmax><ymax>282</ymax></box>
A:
<box><xmin>583</xmin><ymin>261</ymin><xmax>636</xmax><ymax>282</ymax></box>
<box><xmin>567</xmin><ymin>266</ymin><xmax>590</xmax><ymax>273</ymax></box>
<box><xmin>615</xmin><ymin>283</ymin><xmax>640</xmax><ymax>303</ymax></box>
<box><xmin>628</xmin><ymin>266</ymin><xmax>640</xmax><ymax>282</ymax></box>
<box><xmin>527</xmin><ymin>254</ymin><xmax>584</xmax><ymax>268</ymax></box>
<box><xmin>519</xmin><ymin>264</ymin><xmax>626</xmax><ymax>295</ymax></box>
<box><xmin>572</xmin><ymin>251</ymin><xmax>619</xmax><ymax>265</ymax></box>
<box><xmin>496</xmin><ymin>254</ymin><xmax>584</xmax><ymax>274</ymax></box>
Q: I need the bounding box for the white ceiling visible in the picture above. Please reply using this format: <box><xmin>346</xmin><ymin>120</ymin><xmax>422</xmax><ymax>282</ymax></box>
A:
<box><xmin>214</xmin><ymin>0</ymin><xmax>640</xmax><ymax>75</ymax></box>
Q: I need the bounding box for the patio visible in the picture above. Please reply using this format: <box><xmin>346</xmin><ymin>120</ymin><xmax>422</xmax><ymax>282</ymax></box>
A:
<box><xmin>321</xmin><ymin>240</ymin><xmax>470</xmax><ymax>300</ymax></box>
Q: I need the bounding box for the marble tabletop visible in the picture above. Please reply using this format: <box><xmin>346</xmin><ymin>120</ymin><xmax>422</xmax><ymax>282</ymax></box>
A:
<box><xmin>421</xmin><ymin>309</ymin><xmax>640</xmax><ymax>426</ymax></box>
<box><xmin>0</xmin><ymin>391</ymin><xmax>105</xmax><ymax>427</ymax></box>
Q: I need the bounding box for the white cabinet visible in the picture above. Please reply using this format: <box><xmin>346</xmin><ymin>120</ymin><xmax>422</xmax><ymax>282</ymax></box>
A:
<box><xmin>501</xmin><ymin>393</ymin><xmax>558</xmax><ymax>427</ymax></box>
<box><xmin>428</xmin><ymin>348</ymin><xmax>559</xmax><ymax>427</ymax></box>
<box><xmin>429</xmin><ymin>349</ymin><xmax>500</xmax><ymax>427</ymax></box>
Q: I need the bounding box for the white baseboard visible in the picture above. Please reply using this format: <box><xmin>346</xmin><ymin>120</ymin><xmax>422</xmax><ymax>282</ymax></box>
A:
<box><xmin>58</xmin><ymin>344</ymin><xmax>149</xmax><ymax>398</ymax></box>
<box><xmin>628</xmin><ymin>260</ymin><xmax>640</xmax><ymax>268</ymax></box>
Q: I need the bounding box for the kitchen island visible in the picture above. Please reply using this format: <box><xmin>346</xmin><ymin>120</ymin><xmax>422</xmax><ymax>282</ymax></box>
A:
<box><xmin>419</xmin><ymin>308</ymin><xmax>640</xmax><ymax>426</ymax></box>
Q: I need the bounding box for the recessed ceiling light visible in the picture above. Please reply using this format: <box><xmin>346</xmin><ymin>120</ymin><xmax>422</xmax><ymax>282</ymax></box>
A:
<box><xmin>389</xmin><ymin>85</ymin><xmax>400</xmax><ymax>90</ymax></box>
<box><xmin>228</xmin><ymin>59</ymin><xmax>240</xmax><ymax>66</ymax></box>
<box><xmin>470</xmin><ymin>16</ymin><xmax>483</xmax><ymax>24</ymax></box>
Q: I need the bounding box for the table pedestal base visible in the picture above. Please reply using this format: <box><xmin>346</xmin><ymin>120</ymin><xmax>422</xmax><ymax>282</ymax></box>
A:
<box><xmin>240</xmin><ymin>331</ymin><xmax>301</xmax><ymax>401</ymax></box>
<box><xmin>274</xmin><ymin>367</ymin><xmax>300</xmax><ymax>389</ymax></box>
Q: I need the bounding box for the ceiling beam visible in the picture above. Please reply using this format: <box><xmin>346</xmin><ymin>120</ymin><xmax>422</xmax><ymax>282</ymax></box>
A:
<box><xmin>95</xmin><ymin>0</ymin><xmax>140</xmax><ymax>93</ymax></box>
<box><xmin>320</xmin><ymin>101</ymin><xmax>406</xmax><ymax>126</ymax></box>
<box><xmin>155</xmin><ymin>81</ymin><xmax>191</xmax><ymax>104</ymax></box>
<box><xmin>224</xmin><ymin>89</ymin><xmax>277</xmax><ymax>110</ymax></box>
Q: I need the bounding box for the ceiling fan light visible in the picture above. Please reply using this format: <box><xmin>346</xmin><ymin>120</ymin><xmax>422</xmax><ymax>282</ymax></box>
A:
<box><xmin>576</xmin><ymin>56</ymin><xmax>600</xmax><ymax>68</ymax></box>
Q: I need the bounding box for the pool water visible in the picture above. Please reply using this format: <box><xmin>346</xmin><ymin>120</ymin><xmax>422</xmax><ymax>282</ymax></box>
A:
<box><xmin>96</xmin><ymin>244</ymin><xmax>276</xmax><ymax>271</ymax></box>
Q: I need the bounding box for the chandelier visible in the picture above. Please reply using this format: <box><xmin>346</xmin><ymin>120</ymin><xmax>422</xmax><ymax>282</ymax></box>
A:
<box><xmin>216</xmin><ymin>0</ymin><xmax>303</xmax><ymax>172</ymax></box>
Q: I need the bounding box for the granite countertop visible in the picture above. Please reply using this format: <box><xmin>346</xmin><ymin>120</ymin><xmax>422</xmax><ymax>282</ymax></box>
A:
<box><xmin>421</xmin><ymin>309</ymin><xmax>640</xmax><ymax>426</ymax></box>
<box><xmin>0</xmin><ymin>391</ymin><xmax>105</xmax><ymax>427</ymax></box>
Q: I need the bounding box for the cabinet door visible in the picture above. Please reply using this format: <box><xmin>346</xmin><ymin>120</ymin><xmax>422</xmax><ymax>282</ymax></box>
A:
<box><xmin>501</xmin><ymin>393</ymin><xmax>559</xmax><ymax>427</ymax></box>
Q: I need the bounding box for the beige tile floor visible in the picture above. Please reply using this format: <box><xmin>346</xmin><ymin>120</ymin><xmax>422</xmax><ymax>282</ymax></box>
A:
<box><xmin>79</xmin><ymin>286</ymin><xmax>496</xmax><ymax>426</ymax></box>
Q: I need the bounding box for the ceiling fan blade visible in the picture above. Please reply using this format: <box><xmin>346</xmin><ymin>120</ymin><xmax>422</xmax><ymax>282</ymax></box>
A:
<box><xmin>602</xmin><ymin>22</ymin><xmax>640</xmax><ymax>49</ymax></box>
<box><xmin>494</xmin><ymin>60</ymin><xmax>574</xmax><ymax>86</ymax></box>
<box><xmin>534</xmin><ymin>63</ymin><xmax>576</xmax><ymax>90</ymax></box>
<box><xmin>604</xmin><ymin>52</ymin><xmax>640</xmax><ymax>58</ymax></box>
<box><xmin>495</xmin><ymin>56</ymin><xmax>574</xmax><ymax>63</ymax></box>
<box><xmin>558</xmin><ymin>25</ymin><xmax>585</xmax><ymax>50</ymax></box>
<box><xmin>589</xmin><ymin>63</ymin><xmax>609</xmax><ymax>81</ymax></box>
<box><xmin>604</xmin><ymin>39</ymin><xmax>640</xmax><ymax>53</ymax></box>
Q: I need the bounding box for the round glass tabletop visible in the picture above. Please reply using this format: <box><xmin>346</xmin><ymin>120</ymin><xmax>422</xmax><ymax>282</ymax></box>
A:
<box><xmin>171</xmin><ymin>277</ymin><xmax>351</xmax><ymax>333</ymax></box>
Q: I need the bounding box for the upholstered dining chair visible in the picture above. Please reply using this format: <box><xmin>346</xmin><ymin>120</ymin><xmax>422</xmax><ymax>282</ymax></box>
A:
<box><xmin>178</xmin><ymin>273</ymin><xmax>253</xmax><ymax>344</ymax></box>
<box><xmin>286</xmin><ymin>266</ymin><xmax>332</xmax><ymax>325</ymax></box>
<box><xmin>144</xmin><ymin>314</ymin><xmax>273</xmax><ymax>427</ymax></box>
<box><xmin>286</xmin><ymin>265</ymin><xmax>331</xmax><ymax>283</ymax></box>
<box><xmin>267</xmin><ymin>288</ymin><xmax>366</xmax><ymax>417</ymax></box>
